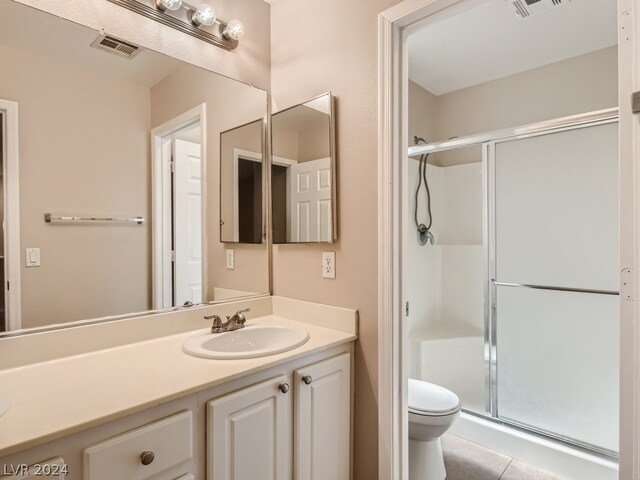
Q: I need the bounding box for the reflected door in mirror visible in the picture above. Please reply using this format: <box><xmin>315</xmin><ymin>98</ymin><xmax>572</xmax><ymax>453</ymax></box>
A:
<box><xmin>173</xmin><ymin>137</ymin><xmax>202</xmax><ymax>306</ymax></box>
<box><xmin>271</xmin><ymin>93</ymin><xmax>336</xmax><ymax>243</ymax></box>
<box><xmin>237</xmin><ymin>158</ymin><xmax>262</xmax><ymax>243</ymax></box>
<box><xmin>220</xmin><ymin>120</ymin><xmax>264</xmax><ymax>244</ymax></box>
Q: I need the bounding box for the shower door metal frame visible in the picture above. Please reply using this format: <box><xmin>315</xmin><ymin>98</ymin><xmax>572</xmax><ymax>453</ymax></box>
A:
<box><xmin>483</xmin><ymin>140</ymin><xmax>497</xmax><ymax>416</ymax></box>
<box><xmin>408</xmin><ymin>106</ymin><xmax>620</xmax><ymax>455</ymax></box>
<box><xmin>482</xmin><ymin>109</ymin><xmax>620</xmax><ymax>457</ymax></box>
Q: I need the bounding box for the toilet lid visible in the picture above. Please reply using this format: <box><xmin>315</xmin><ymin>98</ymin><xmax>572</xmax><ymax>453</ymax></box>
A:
<box><xmin>408</xmin><ymin>378</ymin><xmax>460</xmax><ymax>415</ymax></box>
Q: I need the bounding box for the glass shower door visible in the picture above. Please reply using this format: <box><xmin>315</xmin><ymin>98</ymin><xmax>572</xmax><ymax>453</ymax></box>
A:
<box><xmin>490</xmin><ymin>121</ymin><xmax>619</xmax><ymax>453</ymax></box>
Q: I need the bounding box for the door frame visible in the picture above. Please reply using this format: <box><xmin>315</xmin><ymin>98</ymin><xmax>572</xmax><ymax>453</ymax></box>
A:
<box><xmin>268</xmin><ymin>154</ymin><xmax>297</xmax><ymax>243</ymax></box>
<box><xmin>0</xmin><ymin>99</ymin><xmax>21</xmax><ymax>331</ymax></box>
<box><xmin>377</xmin><ymin>1</ymin><xmax>640</xmax><ymax>479</ymax></box>
<box><xmin>151</xmin><ymin>104</ymin><xmax>206</xmax><ymax>309</ymax></box>
<box><xmin>230</xmin><ymin>149</ymin><xmax>296</xmax><ymax>243</ymax></box>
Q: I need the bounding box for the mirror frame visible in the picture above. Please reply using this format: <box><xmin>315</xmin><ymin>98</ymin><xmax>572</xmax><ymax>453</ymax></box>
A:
<box><xmin>270</xmin><ymin>92</ymin><xmax>337</xmax><ymax>244</ymax></box>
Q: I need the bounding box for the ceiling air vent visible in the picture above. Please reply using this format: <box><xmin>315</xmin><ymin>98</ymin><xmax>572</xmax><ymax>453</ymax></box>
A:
<box><xmin>510</xmin><ymin>0</ymin><xmax>570</xmax><ymax>18</ymax></box>
<box><xmin>90</xmin><ymin>34</ymin><xmax>142</xmax><ymax>59</ymax></box>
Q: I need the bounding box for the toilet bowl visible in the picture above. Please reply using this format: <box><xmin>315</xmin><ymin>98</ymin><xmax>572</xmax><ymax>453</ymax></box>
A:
<box><xmin>408</xmin><ymin>378</ymin><xmax>461</xmax><ymax>480</ymax></box>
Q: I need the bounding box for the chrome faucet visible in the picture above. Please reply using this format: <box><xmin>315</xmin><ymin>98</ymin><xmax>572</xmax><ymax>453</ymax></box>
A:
<box><xmin>205</xmin><ymin>308</ymin><xmax>250</xmax><ymax>334</ymax></box>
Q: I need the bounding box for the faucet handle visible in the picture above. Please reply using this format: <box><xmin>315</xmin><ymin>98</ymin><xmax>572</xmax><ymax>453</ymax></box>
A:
<box><xmin>205</xmin><ymin>314</ymin><xmax>224</xmax><ymax>333</ymax></box>
<box><xmin>227</xmin><ymin>308</ymin><xmax>250</xmax><ymax>324</ymax></box>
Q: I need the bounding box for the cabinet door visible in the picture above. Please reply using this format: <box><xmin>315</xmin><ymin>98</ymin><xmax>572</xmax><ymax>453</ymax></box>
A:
<box><xmin>295</xmin><ymin>353</ymin><xmax>351</xmax><ymax>480</ymax></box>
<box><xmin>207</xmin><ymin>375</ymin><xmax>292</xmax><ymax>480</ymax></box>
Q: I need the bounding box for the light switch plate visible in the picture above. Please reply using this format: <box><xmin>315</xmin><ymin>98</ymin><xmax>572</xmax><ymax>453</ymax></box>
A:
<box><xmin>26</xmin><ymin>248</ymin><xmax>40</xmax><ymax>267</ymax></box>
<box><xmin>633</xmin><ymin>91</ymin><xmax>640</xmax><ymax>114</ymax></box>
<box><xmin>322</xmin><ymin>252</ymin><xmax>336</xmax><ymax>279</ymax></box>
<box><xmin>226</xmin><ymin>249</ymin><xmax>235</xmax><ymax>270</ymax></box>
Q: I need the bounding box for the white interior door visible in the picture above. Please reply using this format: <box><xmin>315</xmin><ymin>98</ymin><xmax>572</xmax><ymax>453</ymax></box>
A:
<box><xmin>173</xmin><ymin>139</ymin><xmax>202</xmax><ymax>306</ymax></box>
<box><xmin>290</xmin><ymin>157</ymin><xmax>332</xmax><ymax>242</ymax></box>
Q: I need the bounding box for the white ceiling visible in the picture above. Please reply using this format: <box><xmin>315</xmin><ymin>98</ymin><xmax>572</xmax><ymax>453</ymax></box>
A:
<box><xmin>408</xmin><ymin>0</ymin><xmax>618</xmax><ymax>96</ymax></box>
<box><xmin>0</xmin><ymin>1</ymin><xmax>183</xmax><ymax>88</ymax></box>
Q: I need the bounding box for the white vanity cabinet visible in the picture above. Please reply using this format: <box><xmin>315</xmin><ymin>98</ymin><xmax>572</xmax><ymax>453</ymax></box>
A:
<box><xmin>207</xmin><ymin>375</ymin><xmax>293</xmax><ymax>480</ymax></box>
<box><xmin>0</xmin><ymin>345</ymin><xmax>354</xmax><ymax>480</ymax></box>
<box><xmin>294</xmin><ymin>353</ymin><xmax>351</xmax><ymax>480</ymax></box>
<box><xmin>205</xmin><ymin>353</ymin><xmax>351</xmax><ymax>480</ymax></box>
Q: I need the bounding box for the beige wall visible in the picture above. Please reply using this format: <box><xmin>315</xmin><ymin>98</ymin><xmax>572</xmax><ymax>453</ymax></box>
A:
<box><xmin>270</xmin><ymin>1</ymin><xmax>401</xmax><ymax>478</ymax></box>
<box><xmin>409</xmin><ymin>80</ymin><xmax>438</xmax><ymax>146</ymax></box>
<box><xmin>272</xmin><ymin>121</ymin><xmax>329</xmax><ymax>162</ymax></box>
<box><xmin>272</xmin><ymin>124</ymin><xmax>300</xmax><ymax>161</ymax></box>
<box><xmin>298</xmin><ymin>123</ymin><xmax>330</xmax><ymax>162</ymax></box>
<box><xmin>0</xmin><ymin>45</ymin><xmax>151</xmax><ymax>328</ymax></box>
<box><xmin>272</xmin><ymin>105</ymin><xmax>331</xmax><ymax>162</ymax></box>
<box><xmin>150</xmin><ymin>65</ymin><xmax>269</xmax><ymax>298</ymax></box>
<box><xmin>410</xmin><ymin>46</ymin><xmax>618</xmax><ymax>166</ymax></box>
<box><xmin>13</xmin><ymin>0</ymin><xmax>271</xmax><ymax>91</ymax></box>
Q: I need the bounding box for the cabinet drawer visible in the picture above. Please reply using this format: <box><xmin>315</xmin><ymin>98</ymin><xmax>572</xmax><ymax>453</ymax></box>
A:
<box><xmin>83</xmin><ymin>410</ymin><xmax>193</xmax><ymax>480</ymax></box>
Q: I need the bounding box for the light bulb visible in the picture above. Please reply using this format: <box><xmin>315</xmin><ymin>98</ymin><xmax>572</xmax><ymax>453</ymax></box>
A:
<box><xmin>192</xmin><ymin>4</ymin><xmax>217</xmax><ymax>27</ymax></box>
<box><xmin>223</xmin><ymin>19</ymin><xmax>246</xmax><ymax>41</ymax></box>
<box><xmin>155</xmin><ymin>0</ymin><xmax>182</xmax><ymax>11</ymax></box>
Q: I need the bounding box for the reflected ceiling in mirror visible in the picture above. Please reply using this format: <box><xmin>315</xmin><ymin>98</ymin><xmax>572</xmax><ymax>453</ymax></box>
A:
<box><xmin>271</xmin><ymin>93</ymin><xmax>336</xmax><ymax>243</ymax></box>
<box><xmin>0</xmin><ymin>0</ymin><xmax>269</xmax><ymax>336</ymax></box>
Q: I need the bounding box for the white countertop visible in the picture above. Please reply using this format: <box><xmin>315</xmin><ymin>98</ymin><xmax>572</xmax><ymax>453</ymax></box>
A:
<box><xmin>0</xmin><ymin>297</ymin><xmax>358</xmax><ymax>457</ymax></box>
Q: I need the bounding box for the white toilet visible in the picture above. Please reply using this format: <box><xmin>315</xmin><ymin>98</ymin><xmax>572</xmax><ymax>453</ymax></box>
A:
<box><xmin>408</xmin><ymin>378</ymin><xmax>461</xmax><ymax>480</ymax></box>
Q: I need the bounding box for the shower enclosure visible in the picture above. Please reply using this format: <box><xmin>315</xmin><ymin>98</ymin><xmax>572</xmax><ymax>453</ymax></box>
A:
<box><xmin>408</xmin><ymin>108</ymin><xmax>620</xmax><ymax>457</ymax></box>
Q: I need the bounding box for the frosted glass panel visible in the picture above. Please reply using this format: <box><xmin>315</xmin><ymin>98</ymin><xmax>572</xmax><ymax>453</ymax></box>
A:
<box><xmin>496</xmin><ymin>286</ymin><xmax>619</xmax><ymax>452</ymax></box>
<box><xmin>495</xmin><ymin>123</ymin><xmax>618</xmax><ymax>291</ymax></box>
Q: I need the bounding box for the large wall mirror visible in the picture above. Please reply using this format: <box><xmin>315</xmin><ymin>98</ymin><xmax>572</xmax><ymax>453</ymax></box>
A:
<box><xmin>271</xmin><ymin>93</ymin><xmax>337</xmax><ymax>243</ymax></box>
<box><xmin>0</xmin><ymin>0</ymin><xmax>269</xmax><ymax>336</ymax></box>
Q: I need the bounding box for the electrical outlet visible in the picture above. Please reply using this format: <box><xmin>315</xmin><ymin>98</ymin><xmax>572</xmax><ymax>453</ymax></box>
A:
<box><xmin>226</xmin><ymin>249</ymin><xmax>235</xmax><ymax>270</ymax></box>
<box><xmin>322</xmin><ymin>252</ymin><xmax>336</xmax><ymax>279</ymax></box>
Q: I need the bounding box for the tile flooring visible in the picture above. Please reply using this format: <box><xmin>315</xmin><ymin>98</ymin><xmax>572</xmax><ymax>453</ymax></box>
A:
<box><xmin>442</xmin><ymin>434</ymin><xmax>564</xmax><ymax>480</ymax></box>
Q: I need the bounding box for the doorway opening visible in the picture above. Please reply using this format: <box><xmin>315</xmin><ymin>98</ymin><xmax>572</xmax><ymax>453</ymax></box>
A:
<box><xmin>0</xmin><ymin>111</ymin><xmax>4</xmax><ymax>332</ymax></box>
<box><xmin>378</xmin><ymin>0</ymin><xmax>637</xmax><ymax>479</ymax></box>
<box><xmin>151</xmin><ymin>104</ymin><xmax>205</xmax><ymax>309</ymax></box>
<box><xmin>0</xmin><ymin>99</ymin><xmax>20</xmax><ymax>333</ymax></box>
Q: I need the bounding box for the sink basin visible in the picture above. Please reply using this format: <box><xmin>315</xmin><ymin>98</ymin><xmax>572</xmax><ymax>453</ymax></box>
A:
<box><xmin>182</xmin><ymin>322</ymin><xmax>310</xmax><ymax>359</ymax></box>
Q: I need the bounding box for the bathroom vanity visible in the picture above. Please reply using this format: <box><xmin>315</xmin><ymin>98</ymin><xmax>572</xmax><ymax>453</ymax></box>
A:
<box><xmin>0</xmin><ymin>296</ymin><xmax>357</xmax><ymax>479</ymax></box>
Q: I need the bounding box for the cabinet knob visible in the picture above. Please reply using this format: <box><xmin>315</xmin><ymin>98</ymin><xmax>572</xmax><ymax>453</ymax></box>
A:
<box><xmin>279</xmin><ymin>383</ymin><xmax>290</xmax><ymax>393</ymax></box>
<box><xmin>302</xmin><ymin>375</ymin><xmax>313</xmax><ymax>385</ymax></box>
<box><xmin>140</xmin><ymin>451</ymin><xmax>155</xmax><ymax>466</ymax></box>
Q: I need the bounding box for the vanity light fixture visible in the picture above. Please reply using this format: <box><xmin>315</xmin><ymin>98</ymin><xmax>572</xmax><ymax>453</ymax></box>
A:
<box><xmin>107</xmin><ymin>0</ymin><xmax>245</xmax><ymax>50</ymax></box>
<box><xmin>192</xmin><ymin>4</ymin><xmax>216</xmax><ymax>27</ymax></box>
<box><xmin>222</xmin><ymin>19</ymin><xmax>246</xmax><ymax>41</ymax></box>
<box><xmin>155</xmin><ymin>0</ymin><xmax>182</xmax><ymax>11</ymax></box>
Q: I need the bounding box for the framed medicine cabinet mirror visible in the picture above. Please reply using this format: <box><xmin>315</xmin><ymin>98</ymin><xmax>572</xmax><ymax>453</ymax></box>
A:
<box><xmin>271</xmin><ymin>93</ymin><xmax>337</xmax><ymax>243</ymax></box>
<box><xmin>0</xmin><ymin>0</ymin><xmax>270</xmax><ymax>337</ymax></box>
<box><xmin>219</xmin><ymin>119</ymin><xmax>265</xmax><ymax>244</ymax></box>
